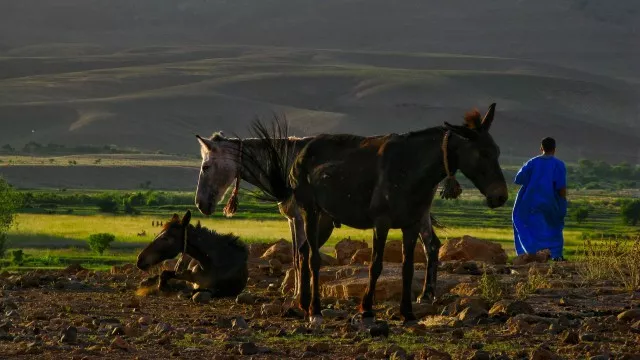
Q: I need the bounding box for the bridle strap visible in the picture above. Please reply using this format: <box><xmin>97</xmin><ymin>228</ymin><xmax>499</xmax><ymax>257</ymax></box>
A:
<box><xmin>174</xmin><ymin>226</ymin><xmax>189</xmax><ymax>272</ymax></box>
<box><xmin>442</xmin><ymin>130</ymin><xmax>453</xmax><ymax>178</ymax></box>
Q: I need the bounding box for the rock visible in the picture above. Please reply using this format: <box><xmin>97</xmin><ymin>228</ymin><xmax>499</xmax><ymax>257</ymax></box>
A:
<box><xmin>138</xmin><ymin>316</ymin><xmax>152</xmax><ymax>326</ymax></box>
<box><xmin>459</xmin><ymin>297</ymin><xmax>490</xmax><ymax>311</ymax></box>
<box><xmin>561</xmin><ymin>330</ymin><xmax>579</xmax><ymax>344</ymax></box>
<box><xmin>414</xmin><ymin>303</ymin><xmax>439</xmax><ymax>319</ymax></box>
<box><xmin>451</xmin><ymin>328</ymin><xmax>464</xmax><ymax>339</ymax></box>
<box><xmin>450</xmin><ymin>283</ymin><xmax>478</xmax><ymax>297</ymax></box>
<box><xmin>369</xmin><ymin>322</ymin><xmax>390</xmax><ymax>337</ymax></box>
<box><xmin>438</xmin><ymin>235</ymin><xmax>507</xmax><ymax>264</ymax></box>
<box><xmin>321</xmin><ymin>253</ymin><xmax>339</xmax><ymax>266</ymax></box>
<box><xmin>458</xmin><ymin>305</ymin><xmax>488</xmax><ymax>325</ymax></box>
<box><xmin>269</xmin><ymin>259</ymin><xmax>283</xmax><ymax>274</ymax></box>
<box><xmin>351</xmin><ymin>248</ymin><xmax>372</xmax><ymax>265</ymax></box>
<box><xmin>580</xmin><ymin>333</ymin><xmax>596</xmax><ymax>342</ymax></box>
<box><xmin>110</xmin><ymin>336</ymin><xmax>132</xmax><ymax>351</ymax></box>
<box><xmin>590</xmin><ymin>356</ymin><xmax>610</xmax><ymax>360</ymax></box>
<box><xmin>417</xmin><ymin>347</ymin><xmax>452</xmax><ymax>360</ymax></box>
<box><xmin>154</xmin><ymin>322</ymin><xmax>172</xmax><ymax>335</ymax></box>
<box><xmin>530</xmin><ymin>346</ymin><xmax>560</xmax><ymax>360</ymax></box>
<box><xmin>60</xmin><ymin>326</ymin><xmax>77</xmax><ymax>344</ymax></box>
<box><xmin>506</xmin><ymin>317</ymin><xmax>530</xmax><ymax>335</ymax></box>
<box><xmin>385</xmin><ymin>344</ymin><xmax>408</xmax><ymax>359</ymax></box>
<box><xmin>321</xmin><ymin>309</ymin><xmax>348</xmax><ymax>319</ymax></box>
<box><xmin>192</xmin><ymin>291</ymin><xmax>212</xmax><ymax>304</ymax></box>
<box><xmin>249</xmin><ymin>242</ymin><xmax>274</xmax><ymax>259</ymax></box>
<box><xmin>335</xmin><ymin>238</ymin><xmax>369</xmax><ymax>265</ymax></box>
<box><xmin>158</xmin><ymin>335</ymin><xmax>171</xmax><ymax>345</ymax></box>
<box><xmin>235</xmin><ymin>292</ymin><xmax>256</xmax><ymax>305</ymax></box>
<box><xmin>632</xmin><ymin>320</ymin><xmax>640</xmax><ymax>333</ymax></box>
<box><xmin>5</xmin><ymin>310</ymin><xmax>19</xmax><ymax>318</ymax></box>
<box><xmin>111</xmin><ymin>326</ymin><xmax>125</xmax><ymax>336</ymax></box>
<box><xmin>306</xmin><ymin>342</ymin><xmax>331</xmax><ymax>353</ymax></box>
<box><xmin>261</xmin><ymin>303</ymin><xmax>281</xmax><ymax>316</ymax></box>
<box><xmin>232</xmin><ymin>317</ymin><xmax>248</xmax><ymax>330</ymax></box>
<box><xmin>2</xmin><ymin>299</ymin><xmax>18</xmax><ymax>310</ymax></box>
<box><xmin>238</xmin><ymin>342</ymin><xmax>259</xmax><ymax>355</ymax></box>
<box><xmin>383</xmin><ymin>240</ymin><xmax>404</xmax><ymax>263</ymax></box>
<box><xmin>489</xmin><ymin>300</ymin><xmax>534</xmax><ymax>317</ymax></box>
<box><xmin>512</xmin><ymin>249</ymin><xmax>551</xmax><ymax>266</ymax></box>
<box><xmin>260</xmin><ymin>239</ymin><xmax>292</xmax><ymax>264</ymax></box>
<box><xmin>470</xmin><ymin>350</ymin><xmax>491</xmax><ymax>360</ymax></box>
<box><xmin>617</xmin><ymin>309</ymin><xmax>640</xmax><ymax>322</ymax></box>
<box><xmin>280</xmin><ymin>268</ymin><xmax>296</xmax><ymax>294</ymax></box>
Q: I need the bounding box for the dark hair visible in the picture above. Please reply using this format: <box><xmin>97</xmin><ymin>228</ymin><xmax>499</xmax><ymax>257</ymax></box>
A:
<box><xmin>541</xmin><ymin>137</ymin><xmax>556</xmax><ymax>152</ymax></box>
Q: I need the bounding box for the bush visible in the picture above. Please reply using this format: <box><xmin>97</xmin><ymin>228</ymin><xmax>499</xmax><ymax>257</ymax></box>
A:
<box><xmin>573</xmin><ymin>206</ymin><xmax>590</xmax><ymax>224</ymax></box>
<box><xmin>0</xmin><ymin>177</ymin><xmax>20</xmax><ymax>257</ymax></box>
<box><xmin>96</xmin><ymin>195</ymin><xmax>118</xmax><ymax>213</ymax></box>
<box><xmin>620</xmin><ymin>200</ymin><xmax>640</xmax><ymax>226</ymax></box>
<box><xmin>123</xmin><ymin>199</ymin><xmax>140</xmax><ymax>215</ymax></box>
<box><xmin>88</xmin><ymin>233</ymin><xmax>116</xmax><ymax>255</ymax></box>
<box><xmin>478</xmin><ymin>272</ymin><xmax>503</xmax><ymax>304</ymax></box>
<box><xmin>11</xmin><ymin>249</ymin><xmax>24</xmax><ymax>266</ymax></box>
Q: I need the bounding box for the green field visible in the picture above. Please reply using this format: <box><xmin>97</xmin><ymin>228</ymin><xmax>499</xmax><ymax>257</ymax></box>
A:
<box><xmin>2</xmin><ymin>186</ymin><xmax>638</xmax><ymax>271</ymax></box>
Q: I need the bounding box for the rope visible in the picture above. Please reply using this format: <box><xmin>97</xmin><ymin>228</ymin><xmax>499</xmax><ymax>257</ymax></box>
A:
<box><xmin>439</xmin><ymin>130</ymin><xmax>462</xmax><ymax>200</ymax></box>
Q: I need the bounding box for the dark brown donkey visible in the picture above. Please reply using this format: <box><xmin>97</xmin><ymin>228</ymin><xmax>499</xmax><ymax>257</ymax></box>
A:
<box><xmin>248</xmin><ymin>103</ymin><xmax>508</xmax><ymax>325</ymax></box>
<box><xmin>136</xmin><ymin>210</ymin><xmax>249</xmax><ymax>297</ymax></box>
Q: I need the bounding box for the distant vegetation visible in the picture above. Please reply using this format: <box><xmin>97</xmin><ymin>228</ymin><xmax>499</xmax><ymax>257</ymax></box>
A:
<box><xmin>568</xmin><ymin>159</ymin><xmax>640</xmax><ymax>190</ymax></box>
<box><xmin>0</xmin><ymin>177</ymin><xmax>20</xmax><ymax>257</ymax></box>
<box><xmin>0</xmin><ymin>142</ymin><xmax>141</xmax><ymax>156</ymax></box>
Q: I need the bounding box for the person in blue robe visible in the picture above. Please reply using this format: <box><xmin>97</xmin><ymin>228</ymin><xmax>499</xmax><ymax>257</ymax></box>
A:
<box><xmin>512</xmin><ymin>137</ymin><xmax>568</xmax><ymax>261</ymax></box>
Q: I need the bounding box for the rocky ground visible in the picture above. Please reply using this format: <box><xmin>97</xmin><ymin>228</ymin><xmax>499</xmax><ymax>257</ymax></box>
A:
<box><xmin>0</xmin><ymin>238</ymin><xmax>639</xmax><ymax>360</ymax></box>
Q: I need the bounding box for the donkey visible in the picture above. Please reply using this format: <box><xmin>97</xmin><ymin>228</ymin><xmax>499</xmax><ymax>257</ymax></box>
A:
<box><xmin>194</xmin><ymin>126</ymin><xmax>442</xmax><ymax>301</ymax></box>
<box><xmin>136</xmin><ymin>210</ymin><xmax>249</xmax><ymax>297</ymax></box>
<box><xmin>248</xmin><ymin>103</ymin><xmax>508</xmax><ymax>324</ymax></box>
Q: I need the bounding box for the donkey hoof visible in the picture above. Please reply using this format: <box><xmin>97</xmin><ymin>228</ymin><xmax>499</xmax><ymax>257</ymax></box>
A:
<box><xmin>416</xmin><ymin>295</ymin><xmax>435</xmax><ymax>305</ymax></box>
<box><xmin>308</xmin><ymin>316</ymin><xmax>324</xmax><ymax>327</ymax></box>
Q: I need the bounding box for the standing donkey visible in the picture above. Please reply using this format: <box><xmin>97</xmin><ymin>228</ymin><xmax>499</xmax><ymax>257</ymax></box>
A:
<box><xmin>193</xmin><ymin>124</ymin><xmax>441</xmax><ymax>302</ymax></box>
<box><xmin>247</xmin><ymin>104</ymin><xmax>509</xmax><ymax>325</ymax></box>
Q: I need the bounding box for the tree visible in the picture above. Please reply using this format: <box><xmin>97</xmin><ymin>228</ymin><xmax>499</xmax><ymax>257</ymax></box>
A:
<box><xmin>96</xmin><ymin>195</ymin><xmax>118</xmax><ymax>213</ymax></box>
<box><xmin>620</xmin><ymin>200</ymin><xmax>640</xmax><ymax>226</ymax></box>
<box><xmin>573</xmin><ymin>206</ymin><xmax>590</xmax><ymax>224</ymax></box>
<box><xmin>88</xmin><ymin>233</ymin><xmax>115</xmax><ymax>255</ymax></box>
<box><xmin>0</xmin><ymin>177</ymin><xmax>20</xmax><ymax>257</ymax></box>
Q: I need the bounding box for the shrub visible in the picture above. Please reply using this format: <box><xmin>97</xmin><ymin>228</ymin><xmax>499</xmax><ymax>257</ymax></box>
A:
<box><xmin>578</xmin><ymin>238</ymin><xmax>640</xmax><ymax>291</ymax></box>
<box><xmin>573</xmin><ymin>206</ymin><xmax>590</xmax><ymax>224</ymax></box>
<box><xmin>11</xmin><ymin>249</ymin><xmax>24</xmax><ymax>266</ymax></box>
<box><xmin>123</xmin><ymin>199</ymin><xmax>140</xmax><ymax>215</ymax></box>
<box><xmin>96</xmin><ymin>195</ymin><xmax>118</xmax><ymax>213</ymax></box>
<box><xmin>620</xmin><ymin>200</ymin><xmax>640</xmax><ymax>226</ymax></box>
<box><xmin>88</xmin><ymin>233</ymin><xmax>115</xmax><ymax>255</ymax></box>
<box><xmin>478</xmin><ymin>272</ymin><xmax>503</xmax><ymax>304</ymax></box>
<box><xmin>0</xmin><ymin>177</ymin><xmax>20</xmax><ymax>257</ymax></box>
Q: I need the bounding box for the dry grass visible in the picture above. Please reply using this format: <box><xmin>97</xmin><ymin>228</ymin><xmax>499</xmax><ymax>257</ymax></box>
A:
<box><xmin>478</xmin><ymin>271</ymin><xmax>504</xmax><ymax>304</ymax></box>
<box><xmin>577</xmin><ymin>237</ymin><xmax>640</xmax><ymax>291</ymax></box>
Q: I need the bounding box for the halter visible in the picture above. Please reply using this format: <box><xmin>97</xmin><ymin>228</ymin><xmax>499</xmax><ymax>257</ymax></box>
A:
<box><xmin>439</xmin><ymin>130</ymin><xmax>462</xmax><ymax>199</ymax></box>
<box><xmin>222</xmin><ymin>140</ymin><xmax>243</xmax><ymax>217</ymax></box>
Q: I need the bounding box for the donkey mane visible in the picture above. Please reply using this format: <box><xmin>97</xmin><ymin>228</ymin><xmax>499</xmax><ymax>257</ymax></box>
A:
<box><xmin>162</xmin><ymin>217</ymin><xmax>246</xmax><ymax>253</ymax></box>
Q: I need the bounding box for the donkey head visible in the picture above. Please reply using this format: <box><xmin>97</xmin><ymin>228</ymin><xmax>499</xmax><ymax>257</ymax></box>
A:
<box><xmin>194</xmin><ymin>133</ymin><xmax>240</xmax><ymax>215</ymax></box>
<box><xmin>136</xmin><ymin>211</ymin><xmax>191</xmax><ymax>271</ymax></box>
<box><xmin>444</xmin><ymin>103</ymin><xmax>508</xmax><ymax>209</ymax></box>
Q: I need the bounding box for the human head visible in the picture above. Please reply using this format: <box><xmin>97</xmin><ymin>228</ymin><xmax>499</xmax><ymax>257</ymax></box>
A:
<box><xmin>541</xmin><ymin>137</ymin><xmax>556</xmax><ymax>154</ymax></box>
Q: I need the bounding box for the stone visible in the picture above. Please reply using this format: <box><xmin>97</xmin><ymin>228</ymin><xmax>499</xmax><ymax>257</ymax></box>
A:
<box><xmin>489</xmin><ymin>300</ymin><xmax>534</xmax><ymax>317</ymax></box>
<box><xmin>561</xmin><ymin>330</ymin><xmax>579</xmax><ymax>344</ymax></box>
<box><xmin>137</xmin><ymin>316</ymin><xmax>152</xmax><ymax>326</ymax></box>
<box><xmin>369</xmin><ymin>322</ymin><xmax>390</xmax><ymax>338</ymax></box>
<box><xmin>351</xmin><ymin>248</ymin><xmax>372</xmax><ymax>265</ymax></box>
<box><xmin>269</xmin><ymin>259</ymin><xmax>283</xmax><ymax>274</ymax></box>
<box><xmin>470</xmin><ymin>350</ymin><xmax>491</xmax><ymax>360</ymax></box>
<box><xmin>60</xmin><ymin>326</ymin><xmax>77</xmax><ymax>344</ymax></box>
<box><xmin>617</xmin><ymin>309</ymin><xmax>640</xmax><ymax>322</ymax></box>
<box><xmin>192</xmin><ymin>291</ymin><xmax>212</xmax><ymax>304</ymax></box>
<box><xmin>320</xmin><ymin>253</ymin><xmax>339</xmax><ymax>266</ymax></box>
<box><xmin>280</xmin><ymin>268</ymin><xmax>296</xmax><ymax>294</ymax></box>
<box><xmin>306</xmin><ymin>342</ymin><xmax>331</xmax><ymax>353</ymax></box>
<box><xmin>249</xmin><ymin>242</ymin><xmax>275</xmax><ymax>259</ymax></box>
<box><xmin>438</xmin><ymin>235</ymin><xmax>507</xmax><ymax>264</ymax></box>
<box><xmin>417</xmin><ymin>347</ymin><xmax>452</xmax><ymax>360</ymax></box>
<box><xmin>530</xmin><ymin>346</ymin><xmax>560</xmax><ymax>360</ymax></box>
<box><xmin>238</xmin><ymin>342</ymin><xmax>259</xmax><ymax>355</ymax></box>
<box><xmin>231</xmin><ymin>317</ymin><xmax>248</xmax><ymax>330</ymax></box>
<box><xmin>110</xmin><ymin>336</ymin><xmax>132</xmax><ymax>351</ymax></box>
<box><xmin>235</xmin><ymin>292</ymin><xmax>255</xmax><ymax>305</ymax></box>
<box><xmin>261</xmin><ymin>303</ymin><xmax>281</xmax><ymax>316</ymax></box>
<box><xmin>512</xmin><ymin>249</ymin><xmax>551</xmax><ymax>266</ymax></box>
<box><xmin>335</xmin><ymin>238</ymin><xmax>368</xmax><ymax>265</ymax></box>
<box><xmin>260</xmin><ymin>239</ymin><xmax>292</xmax><ymax>264</ymax></box>
<box><xmin>458</xmin><ymin>305</ymin><xmax>488</xmax><ymax>325</ymax></box>
<box><xmin>321</xmin><ymin>309</ymin><xmax>348</xmax><ymax>319</ymax></box>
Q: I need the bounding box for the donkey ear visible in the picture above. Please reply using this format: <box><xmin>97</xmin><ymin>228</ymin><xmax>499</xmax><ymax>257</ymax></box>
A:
<box><xmin>182</xmin><ymin>210</ymin><xmax>192</xmax><ymax>226</ymax></box>
<box><xmin>444</xmin><ymin>122</ymin><xmax>478</xmax><ymax>140</ymax></box>
<box><xmin>171</xmin><ymin>213</ymin><xmax>180</xmax><ymax>221</ymax></box>
<box><xmin>480</xmin><ymin>103</ymin><xmax>496</xmax><ymax>131</ymax></box>
<box><xmin>196</xmin><ymin>135</ymin><xmax>215</xmax><ymax>151</ymax></box>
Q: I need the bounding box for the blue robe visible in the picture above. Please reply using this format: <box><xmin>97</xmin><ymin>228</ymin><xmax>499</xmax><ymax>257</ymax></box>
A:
<box><xmin>512</xmin><ymin>155</ymin><xmax>567</xmax><ymax>258</ymax></box>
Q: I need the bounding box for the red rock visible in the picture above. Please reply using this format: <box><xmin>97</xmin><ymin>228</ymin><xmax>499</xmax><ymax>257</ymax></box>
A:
<box><xmin>334</xmin><ymin>238</ymin><xmax>368</xmax><ymax>265</ymax></box>
<box><xmin>261</xmin><ymin>239</ymin><xmax>292</xmax><ymax>264</ymax></box>
<box><xmin>439</xmin><ymin>235</ymin><xmax>507</xmax><ymax>264</ymax></box>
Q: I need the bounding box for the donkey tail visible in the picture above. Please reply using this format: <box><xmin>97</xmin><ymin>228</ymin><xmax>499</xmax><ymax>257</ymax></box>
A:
<box><xmin>240</xmin><ymin>114</ymin><xmax>294</xmax><ymax>203</ymax></box>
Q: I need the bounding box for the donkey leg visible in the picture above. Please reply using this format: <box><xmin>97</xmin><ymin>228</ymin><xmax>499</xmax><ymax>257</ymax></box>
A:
<box><xmin>309</xmin><ymin>214</ymin><xmax>334</xmax><ymax>325</ymax></box>
<box><xmin>293</xmin><ymin>214</ymin><xmax>307</xmax><ymax>300</ymax></box>
<box><xmin>418</xmin><ymin>222</ymin><xmax>441</xmax><ymax>303</ymax></box>
<box><xmin>359</xmin><ymin>220</ymin><xmax>390</xmax><ymax>320</ymax></box>
<box><xmin>298</xmin><ymin>240</ymin><xmax>311</xmax><ymax>316</ymax></box>
<box><xmin>287</xmin><ymin>217</ymin><xmax>299</xmax><ymax>298</ymax></box>
<box><xmin>400</xmin><ymin>226</ymin><xmax>419</xmax><ymax>323</ymax></box>
<box><xmin>158</xmin><ymin>270</ymin><xmax>176</xmax><ymax>291</ymax></box>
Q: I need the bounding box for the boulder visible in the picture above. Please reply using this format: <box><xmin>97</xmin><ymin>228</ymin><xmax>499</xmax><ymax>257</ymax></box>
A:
<box><xmin>350</xmin><ymin>248</ymin><xmax>372</xmax><ymax>265</ymax></box>
<box><xmin>334</xmin><ymin>238</ymin><xmax>368</xmax><ymax>265</ymax></box>
<box><xmin>439</xmin><ymin>235</ymin><xmax>507</xmax><ymax>264</ymax></box>
<box><xmin>512</xmin><ymin>249</ymin><xmax>551</xmax><ymax>266</ymax></box>
<box><xmin>260</xmin><ymin>239</ymin><xmax>292</xmax><ymax>264</ymax></box>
